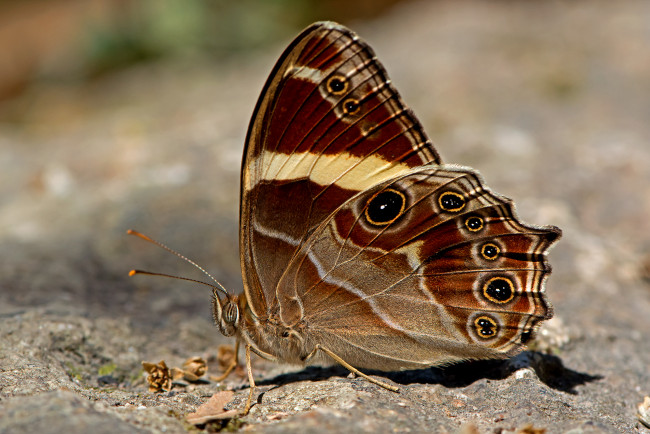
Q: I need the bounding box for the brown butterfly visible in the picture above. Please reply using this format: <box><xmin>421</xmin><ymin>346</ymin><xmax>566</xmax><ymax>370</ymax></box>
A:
<box><xmin>132</xmin><ymin>21</ymin><xmax>560</xmax><ymax>415</ymax></box>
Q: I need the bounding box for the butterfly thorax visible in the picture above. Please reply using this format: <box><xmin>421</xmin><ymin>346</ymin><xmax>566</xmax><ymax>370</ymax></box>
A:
<box><xmin>239</xmin><ymin>301</ymin><xmax>313</xmax><ymax>365</ymax></box>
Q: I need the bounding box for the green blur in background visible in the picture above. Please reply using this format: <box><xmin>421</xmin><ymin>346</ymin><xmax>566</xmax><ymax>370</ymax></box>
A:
<box><xmin>0</xmin><ymin>0</ymin><xmax>401</xmax><ymax>103</ymax></box>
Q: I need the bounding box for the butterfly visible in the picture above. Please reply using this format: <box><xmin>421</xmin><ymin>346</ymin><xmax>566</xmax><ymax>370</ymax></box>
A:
<box><xmin>132</xmin><ymin>21</ymin><xmax>560</xmax><ymax>415</ymax></box>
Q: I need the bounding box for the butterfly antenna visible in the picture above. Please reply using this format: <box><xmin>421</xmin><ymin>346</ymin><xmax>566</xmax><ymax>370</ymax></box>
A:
<box><xmin>126</xmin><ymin>229</ymin><xmax>229</xmax><ymax>296</ymax></box>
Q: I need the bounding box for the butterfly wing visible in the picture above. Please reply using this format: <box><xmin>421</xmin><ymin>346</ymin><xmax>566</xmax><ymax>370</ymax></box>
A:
<box><xmin>241</xmin><ymin>22</ymin><xmax>440</xmax><ymax>317</ymax></box>
<box><xmin>275</xmin><ymin>165</ymin><xmax>560</xmax><ymax>370</ymax></box>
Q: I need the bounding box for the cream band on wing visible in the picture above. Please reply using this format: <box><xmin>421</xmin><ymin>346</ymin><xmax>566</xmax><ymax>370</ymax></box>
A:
<box><xmin>290</xmin><ymin>66</ymin><xmax>327</xmax><ymax>83</ymax></box>
<box><xmin>256</xmin><ymin>150</ymin><xmax>412</xmax><ymax>191</ymax></box>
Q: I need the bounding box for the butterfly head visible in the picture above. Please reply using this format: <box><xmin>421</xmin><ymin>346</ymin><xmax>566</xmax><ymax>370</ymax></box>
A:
<box><xmin>212</xmin><ymin>289</ymin><xmax>240</xmax><ymax>337</ymax></box>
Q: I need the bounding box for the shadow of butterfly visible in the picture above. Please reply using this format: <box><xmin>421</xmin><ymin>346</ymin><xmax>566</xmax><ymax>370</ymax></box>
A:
<box><xmin>132</xmin><ymin>21</ymin><xmax>560</xmax><ymax>415</ymax></box>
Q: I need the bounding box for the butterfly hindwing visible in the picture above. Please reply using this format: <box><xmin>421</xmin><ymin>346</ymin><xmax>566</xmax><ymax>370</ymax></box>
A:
<box><xmin>272</xmin><ymin>165</ymin><xmax>559</xmax><ymax>369</ymax></box>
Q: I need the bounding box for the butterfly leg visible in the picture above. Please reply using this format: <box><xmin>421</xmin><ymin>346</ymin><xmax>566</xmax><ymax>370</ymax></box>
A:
<box><xmin>242</xmin><ymin>344</ymin><xmax>256</xmax><ymax>415</ymax></box>
<box><xmin>210</xmin><ymin>339</ymin><xmax>240</xmax><ymax>382</ymax></box>
<box><xmin>307</xmin><ymin>345</ymin><xmax>399</xmax><ymax>393</ymax></box>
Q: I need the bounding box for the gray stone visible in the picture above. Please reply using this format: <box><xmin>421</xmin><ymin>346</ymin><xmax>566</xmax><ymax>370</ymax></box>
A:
<box><xmin>0</xmin><ymin>390</ymin><xmax>148</xmax><ymax>434</ymax></box>
<box><xmin>1</xmin><ymin>1</ymin><xmax>649</xmax><ymax>432</ymax></box>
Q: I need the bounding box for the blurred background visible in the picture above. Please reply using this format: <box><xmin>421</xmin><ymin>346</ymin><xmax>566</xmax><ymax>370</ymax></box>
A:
<box><xmin>1</xmin><ymin>0</ymin><xmax>648</xmax><ymax>325</ymax></box>
<box><xmin>1</xmin><ymin>0</ymin><xmax>649</xmax><ymax>326</ymax></box>
<box><xmin>0</xmin><ymin>0</ymin><xmax>400</xmax><ymax>105</ymax></box>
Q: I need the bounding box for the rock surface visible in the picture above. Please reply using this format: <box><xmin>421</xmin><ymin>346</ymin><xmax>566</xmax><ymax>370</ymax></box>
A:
<box><xmin>1</xmin><ymin>1</ymin><xmax>649</xmax><ymax>432</ymax></box>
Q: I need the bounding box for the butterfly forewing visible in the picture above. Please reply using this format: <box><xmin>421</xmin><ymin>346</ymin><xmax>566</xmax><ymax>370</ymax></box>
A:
<box><xmin>241</xmin><ymin>22</ymin><xmax>441</xmax><ymax>315</ymax></box>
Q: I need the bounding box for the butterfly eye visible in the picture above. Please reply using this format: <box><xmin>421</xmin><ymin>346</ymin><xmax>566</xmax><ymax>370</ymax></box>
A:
<box><xmin>482</xmin><ymin>277</ymin><xmax>515</xmax><ymax>304</ymax></box>
<box><xmin>474</xmin><ymin>315</ymin><xmax>498</xmax><ymax>338</ymax></box>
<box><xmin>326</xmin><ymin>75</ymin><xmax>348</xmax><ymax>95</ymax></box>
<box><xmin>438</xmin><ymin>191</ymin><xmax>466</xmax><ymax>212</ymax></box>
<box><xmin>342</xmin><ymin>98</ymin><xmax>361</xmax><ymax>115</ymax></box>
<box><xmin>480</xmin><ymin>243</ymin><xmax>500</xmax><ymax>260</ymax></box>
<box><xmin>365</xmin><ymin>188</ymin><xmax>406</xmax><ymax>226</ymax></box>
<box><xmin>223</xmin><ymin>302</ymin><xmax>239</xmax><ymax>325</ymax></box>
<box><xmin>465</xmin><ymin>216</ymin><xmax>484</xmax><ymax>232</ymax></box>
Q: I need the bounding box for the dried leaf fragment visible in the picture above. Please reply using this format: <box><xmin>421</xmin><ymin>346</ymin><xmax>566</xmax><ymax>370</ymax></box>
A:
<box><xmin>183</xmin><ymin>356</ymin><xmax>207</xmax><ymax>380</ymax></box>
<box><xmin>170</xmin><ymin>367</ymin><xmax>186</xmax><ymax>381</ymax></box>
<box><xmin>186</xmin><ymin>390</ymin><xmax>239</xmax><ymax>424</ymax></box>
<box><xmin>516</xmin><ymin>424</ymin><xmax>546</xmax><ymax>434</ymax></box>
<box><xmin>217</xmin><ymin>345</ymin><xmax>235</xmax><ymax>371</ymax></box>
<box><xmin>458</xmin><ymin>424</ymin><xmax>479</xmax><ymax>434</ymax></box>
<box><xmin>142</xmin><ymin>360</ymin><xmax>171</xmax><ymax>392</ymax></box>
<box><xmin>169</xmin><ymin>357</ymin><xmax>209</xmax><ymax>382</ymax></box>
